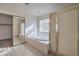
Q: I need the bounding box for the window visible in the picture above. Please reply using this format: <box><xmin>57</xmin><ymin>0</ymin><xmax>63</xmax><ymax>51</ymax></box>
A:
<box><xmin>39</xmin><ymin>19</ymin><xmax>49</xmax><ymax>32</ymax></box>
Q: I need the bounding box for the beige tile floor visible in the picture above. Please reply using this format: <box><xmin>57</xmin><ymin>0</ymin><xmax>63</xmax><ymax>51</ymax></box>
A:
<box><xmin>0</xmin><ymin>38</ymin><xmax>53</xmax><ymax>56</ymax></box>
<box><xmin>0</xmin><ymin>43</ymin><xmax>47</xmax><ymax>56</ymax></box>
<box><xmin>14</xmin><ymin>43</ymin><xmax>45</xmax><ymax>56</ymax></box>
<box><xmin>13</xmin><ymin>37</ymin><xmax>25</xmax><ymax>46</ymax></box>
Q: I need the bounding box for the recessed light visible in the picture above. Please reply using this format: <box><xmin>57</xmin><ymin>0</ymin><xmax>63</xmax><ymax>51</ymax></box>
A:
<box><xmin>25</xmin><ymin>3</ymin><xmax>29</xmax><ymax>5</ymax></box>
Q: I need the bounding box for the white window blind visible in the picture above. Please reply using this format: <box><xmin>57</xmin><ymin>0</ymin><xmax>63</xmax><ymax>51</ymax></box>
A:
<box><xmin>39</xmin><ymin>19</ymin><xmax>49</xmax><ymax>32</ymax></box>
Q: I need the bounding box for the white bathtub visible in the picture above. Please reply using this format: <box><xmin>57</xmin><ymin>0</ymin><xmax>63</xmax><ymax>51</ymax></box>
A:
<box><xmin>25</xmin><ymin>33</ymin><xmax>49</xmax><ymax>55</ymax></box>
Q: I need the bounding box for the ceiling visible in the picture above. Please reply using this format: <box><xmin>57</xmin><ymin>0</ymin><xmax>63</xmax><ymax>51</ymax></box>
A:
<box><xmin>0</xmin><ymin>3</ymin><xmax>78</xmax><ymax>17</ymax></box>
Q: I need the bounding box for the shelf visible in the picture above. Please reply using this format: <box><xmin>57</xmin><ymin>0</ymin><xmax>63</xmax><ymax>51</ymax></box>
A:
<box><xmin>0</xmin><ymin>38</ymin><xmax>13</xmax><ymax>40</ymax></box>
<box><xmin>0</xmin><ymin>24</ymin><xmax>12</xmax><ymax>26</ymax></box>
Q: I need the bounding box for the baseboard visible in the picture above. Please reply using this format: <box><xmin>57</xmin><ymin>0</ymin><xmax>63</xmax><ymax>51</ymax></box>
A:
<box><xmin>48</xmin><ymin>51</ymin><xmax>66</xmax><ymax>56</ymax></box>
<box><xmin>0</xmin><ymin>38</ymin><xmax>12</xmax><ymax>40</ymax></box>
<box><xmin>48</xmin><ymin>51</ymin><xmax>57</xmax><ymax>56</ymax></box>
<box><xmin>57</xmin><ymin>52</ymin><xmax>65</xmax><ymax>56</ymax></box>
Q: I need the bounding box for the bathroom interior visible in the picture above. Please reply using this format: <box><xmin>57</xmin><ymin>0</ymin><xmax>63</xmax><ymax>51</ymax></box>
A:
<box><xmin>0</xmin><ymin>3</ymin><xmax>79</xmax><ymax>56</ymax></box>
<box><xmin>0</xmin><ymin>12</ymin><xmax>50</xmax><ymax>56</ymax></box>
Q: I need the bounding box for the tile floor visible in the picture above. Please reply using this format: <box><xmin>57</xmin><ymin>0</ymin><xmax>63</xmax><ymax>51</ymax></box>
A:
<box><xmin>13</xmin><ymin>37</ymin><xmax>25</xmax><ymax>46</ymax></box>
<box><xmin>0</xmin><ymin>38</ymin><xmax>53</xmax><ymax>56</ymax></box>
<box><xmin>0</xmin><ymin>43</ymin><xmax>47</xmax><ymax>56</ymax></box>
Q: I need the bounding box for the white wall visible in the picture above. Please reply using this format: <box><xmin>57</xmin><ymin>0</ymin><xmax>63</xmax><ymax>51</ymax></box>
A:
<box><xmin>0</xmin><ymin>4</ymin><xmax>29</xmax><ymax>17</ymax></box>
<box><xmin>21</xmin><ymin>23</ymin><xmax>24</xmax><ymax>35</ymax></box>
<box><xmin>25</xmin><ymin>15</ymin><xmax>37</xmax><ymax>35</ymax></box>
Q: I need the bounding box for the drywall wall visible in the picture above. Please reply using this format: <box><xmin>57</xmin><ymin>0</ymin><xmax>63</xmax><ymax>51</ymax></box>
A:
<box><xmin>0</xmin><ymin>14</ymin><xmax>13</xmax><ymax>40</ymax></box>
<box><xmin>25</xmin><ymin>15</ymin><xmax>37</xmax><ymax>35</ymax></box>
<box><xmin>21</xmin><ymin>23</ymin><xmax>24</xmax><ymax>36</ymax></box>
<box><xmin>0</xmin><ymin>4</ymin><xmax>27</xmax><ymax>17</ymax></box>
<box><xmin>58</xmin><ymin>9</ymin><xmax>78</xmax><ymax>56</ymax></box>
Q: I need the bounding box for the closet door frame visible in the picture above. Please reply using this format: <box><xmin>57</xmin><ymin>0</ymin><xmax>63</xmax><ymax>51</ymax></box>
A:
<box><xmin>13</xmin><ymin>16</ymin><xmax>26</xmax><ymax>46</ymax></box>
<box><xmin>49</xmin><ymin>13</ymin><xmax>59</xmax><ymax>55</ymax></box>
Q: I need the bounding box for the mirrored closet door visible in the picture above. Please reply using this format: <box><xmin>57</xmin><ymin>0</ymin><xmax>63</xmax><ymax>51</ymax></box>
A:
<box><xmin>13</xmin><ymin>16</ymin><xmax>25</xmax><ymax>46</ymax></box>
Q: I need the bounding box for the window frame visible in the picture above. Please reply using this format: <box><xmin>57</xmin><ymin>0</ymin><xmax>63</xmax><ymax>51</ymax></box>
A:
<box><xmin>39</xmin><ymin>19</ymin><xmax>49</xmax><ymax>32</ymax></box>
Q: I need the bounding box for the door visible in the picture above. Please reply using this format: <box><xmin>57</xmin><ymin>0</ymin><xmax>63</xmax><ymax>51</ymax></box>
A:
<box><xmin>13</xmin><ymin>16</ymin><xmax>25</xmax><ymax>46</ymax></box>
<box><xmin>58</xmin><ymin>9</ymin><xmax>78</xmax><ymax>56</ymax></box>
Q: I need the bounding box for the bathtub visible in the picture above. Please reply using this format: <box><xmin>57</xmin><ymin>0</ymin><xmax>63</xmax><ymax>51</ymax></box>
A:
<box><xmin>25</xmin><ymin>33</ymin><xmax>49</xmax><ymax>55</ymax></box>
